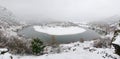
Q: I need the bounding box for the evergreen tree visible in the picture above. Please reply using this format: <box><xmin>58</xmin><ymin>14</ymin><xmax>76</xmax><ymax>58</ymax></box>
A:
<box><xmin>31</xmin><ymin>38</ymin><xmax>45</xmax><ymax>55</ymax></box>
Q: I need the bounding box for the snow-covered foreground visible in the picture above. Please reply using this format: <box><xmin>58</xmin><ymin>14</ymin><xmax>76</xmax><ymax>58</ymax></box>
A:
<box><xmin>0</xmin><ymin>41</ymin><xmax>119</xmax><ymax>59</ymax></box>
<box><xmin>33</xmin><ymin>26</ymin><xmax>86</xmax><ymax>35</ymax></box>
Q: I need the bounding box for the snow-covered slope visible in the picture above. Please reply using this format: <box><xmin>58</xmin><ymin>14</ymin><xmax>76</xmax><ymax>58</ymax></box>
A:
<box><xmin>0</xmin><ymin>6</ymin><xmax>24</xmax><ymax>37</ymax></box>
<box><xmin>0</xmin><ymin>41</ymin><xmax>119</xmax><ymax>59</ymax></box>
<box><xmin>0</xmin><ymin>6</ymin><xmax>20</xmax><ymax>27</ymax></box>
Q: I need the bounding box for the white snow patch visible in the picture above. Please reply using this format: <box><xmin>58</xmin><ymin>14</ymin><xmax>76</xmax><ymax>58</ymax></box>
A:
<box><xmin>33</xmin><ymin>26</ymin><xmax>86</xmax><ymax>35</ymax></box>
<box><xmin>112</xmin><ymin>35</ymin><xmax>120</xmax><ymax>46</ymax></box>
<box><xmin>0</xmin><ymin>48</ymin><xmax>8</xmax><ymax>52</ymax></box>
<box><xmin>0</xmin><ymin>53</ymin><xmax>11</xmax><ymax>59</ymax></box>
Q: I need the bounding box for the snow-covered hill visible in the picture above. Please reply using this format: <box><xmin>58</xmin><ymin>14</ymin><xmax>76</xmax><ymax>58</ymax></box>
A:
<box><xmin>0</xmin><ymin>6</ymin><xmax>20</xmax><ymax>27</ymax></box>
<box><xmin>0</xmin><ymin>6</ymin><xmax>25</xmax><ymax>37</ymax></box>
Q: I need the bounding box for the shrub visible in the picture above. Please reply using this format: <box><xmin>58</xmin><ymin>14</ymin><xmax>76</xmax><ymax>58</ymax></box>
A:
<box><xmin>31</xmin><ymin>38</ymin><xmax>45</xmax><ymax>55</ymax></box>
<box><xmin>80</xmin><ymin>38</ymin><xmax>84</xmax><ymax>43</ymax></box>
<box><xmin>93</xmin><ymin>37</ymin><xmax>111</xmax><ymax>48</ymax></box>
<box><xmin>6</xmin><ymin>37</ymin><xmax>32</xmax><ymax>54</ymax></box>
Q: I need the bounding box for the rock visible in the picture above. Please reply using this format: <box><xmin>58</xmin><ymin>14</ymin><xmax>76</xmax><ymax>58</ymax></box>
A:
<box><xmin>112</xmin><ymin>43</ymin><xmax>120</xmax><ymax>56</ymax></box>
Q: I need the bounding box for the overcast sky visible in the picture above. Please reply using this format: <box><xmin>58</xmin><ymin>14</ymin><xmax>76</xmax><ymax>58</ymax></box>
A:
<box><xmin>0</xmin><ymin>0</ymin><xmax>120</xmax><ymax>22</ymax></box>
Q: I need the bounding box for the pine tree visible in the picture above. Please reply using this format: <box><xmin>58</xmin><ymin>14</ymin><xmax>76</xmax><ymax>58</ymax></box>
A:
<box><xmin>31</xmin><ymin>38</ymin><xmax>45</xmax><ymax>55</ymax></box>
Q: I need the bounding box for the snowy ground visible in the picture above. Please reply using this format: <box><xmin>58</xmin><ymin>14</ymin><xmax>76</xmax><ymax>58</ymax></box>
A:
<box><xmin>0</xmin><ymin>41</ymin><xmax>119</xmax><ymax>59</ymax></box>
<box><xmin>33</xmin><ymin>26</ymin><xmax>86</xmax><ymax>35</ymax></box>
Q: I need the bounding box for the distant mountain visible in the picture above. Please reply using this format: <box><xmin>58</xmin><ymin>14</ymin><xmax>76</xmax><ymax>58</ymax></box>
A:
<box><xmin>89</xmin><ymin>15</ymin><xmax>120</xmax><ymax>25</ymax></box>
<box><xmin>104</xmin><ymin>15</ymin><xmax>120</xmax><ymax>24</ymax></box>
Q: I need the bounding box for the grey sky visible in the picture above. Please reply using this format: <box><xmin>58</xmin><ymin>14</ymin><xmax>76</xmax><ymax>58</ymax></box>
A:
<box><xmin>0</xmin><ymin>0</ymin><xmax>120</xmax><ymax>22</ymax></box>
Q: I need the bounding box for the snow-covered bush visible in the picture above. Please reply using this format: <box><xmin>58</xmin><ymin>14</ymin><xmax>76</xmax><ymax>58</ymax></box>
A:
<box><xmin>93</xmin><ymin>37</ymin><xmax>111</xmax><ymax>48</ymax></box>
<box><xmin>6</xmin><ymin>36</ymin><xmax>32</xmax><ymax>54</ymax></box>
<box><xmin>0</xmin><ymin>25</ymin><xmax>32</xmax><ymax>54</ymax></box>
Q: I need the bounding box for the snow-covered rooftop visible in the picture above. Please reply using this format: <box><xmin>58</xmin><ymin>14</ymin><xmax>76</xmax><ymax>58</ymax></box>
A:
<box><xmin>33</xmin><ymin>26</ymin><xmax>86</xmax><ymax>35</ymax></box>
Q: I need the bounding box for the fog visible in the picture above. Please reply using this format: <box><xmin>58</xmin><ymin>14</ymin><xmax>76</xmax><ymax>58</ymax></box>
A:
<box><xmin>0</xmin><ymin>0</ymin><xmax>120</xmax><ymax>23</ymax></box>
